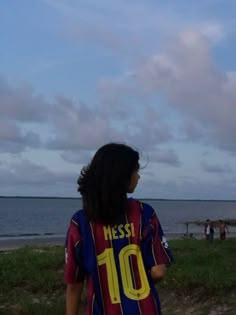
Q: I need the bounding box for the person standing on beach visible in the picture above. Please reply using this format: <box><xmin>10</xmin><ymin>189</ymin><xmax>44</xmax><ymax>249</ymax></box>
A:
<box><xmin>205</xmin><ymin>219</ymin><xmax>214</xmax><ymax>241</ymax></box>
<box><xmin>209</xmin><ymin>221</ymin><xmax>215</xmax><ymax>241</ymax></box>
<box><xmin>219</xmin><ymin>220</ymin><xmax>229</xmax><ymax>240</ymax></box>
<box><xmin>64</xmin><ymin>143</ymin><xmax>173</xmax><ymax>315</ymax></box>
<box><xmin>204</xmin><ymin>219</ymin><xmax>210</xmax><ymax>240</ymax></box>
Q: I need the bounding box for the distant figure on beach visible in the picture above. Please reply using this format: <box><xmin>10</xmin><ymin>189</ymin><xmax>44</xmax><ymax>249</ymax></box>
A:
<box><xmin>64</xmin><ymin>143</ymin><xmax>173</xmax><ymax>315</ymax></box>
<box><xmin>204</xmin><ymin>219</ymin><xmax>210</xmax><ymax>240</ymax></box>
<box><xmin>205</xmin><ymin>219</ymin><xmax>214</xmax><ymax>241</ymax></box>
<box><xmin>218</xmin><ymin>220</ymin><xmax>229</xmax><ymax>240</ymax></box>
<box><xmin>209</xmin><ymin>221</ymin><xmax>215</xmax><ymax>241</ymax></box>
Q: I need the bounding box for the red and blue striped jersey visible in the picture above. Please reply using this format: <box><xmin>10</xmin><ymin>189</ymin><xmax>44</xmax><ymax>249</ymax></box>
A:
<box><xmin>64</xmin><ymin>198</ymin><xmax>173</xmax><ymax>314</ymax></box>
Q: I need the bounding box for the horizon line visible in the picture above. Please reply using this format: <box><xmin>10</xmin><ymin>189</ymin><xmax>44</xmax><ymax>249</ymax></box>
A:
<box><xmin>0</xmin><ymin>196</ymin><xmax>235</xmax><ymax>202</ymax></box>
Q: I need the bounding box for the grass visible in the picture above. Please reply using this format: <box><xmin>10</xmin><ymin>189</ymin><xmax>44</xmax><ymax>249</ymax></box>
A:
<box><xmin>0</xmin><ymin>239</ymin><xmax>235</xmax><ymax>314</ymax></box>
<box><xmin>0</xmin><ymin>246</ymin><xmax>65</xmax><ymax>315</ymax></box>
<box><xmin>160</xmin><ymin>238</ymin><xmax>236</xmax><ymax>293</ymax></box>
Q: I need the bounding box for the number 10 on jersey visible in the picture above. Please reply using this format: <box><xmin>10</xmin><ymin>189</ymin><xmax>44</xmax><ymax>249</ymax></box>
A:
<box><xmin>97</xmin><ymin>244</ymin><xmax>150</xmax><ymax>303</ymax></box>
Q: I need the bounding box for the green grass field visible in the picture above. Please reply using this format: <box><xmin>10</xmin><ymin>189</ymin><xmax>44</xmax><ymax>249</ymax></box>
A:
<box><xmin>0</xmin><ymin>239</ymin><xmax>235</xmax><ymax>315</ymax></box>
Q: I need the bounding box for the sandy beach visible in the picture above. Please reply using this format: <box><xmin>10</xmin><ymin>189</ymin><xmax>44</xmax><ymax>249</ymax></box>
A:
<box><xmin>1</xmin><ymin>232</ymin><xmax>235</xmax><ymax>252</ymax></box>
<box><xmin>0</xmin><ymin>233</ymin><xmax>186</xmax><ymax>251</ymax></box>
<box><xmin>0</xmin><ymin>235</ymin><xmax>65</xmax><ymax>252</ymax></box>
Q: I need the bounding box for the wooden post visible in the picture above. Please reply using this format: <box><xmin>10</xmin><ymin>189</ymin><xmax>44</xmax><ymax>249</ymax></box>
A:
<box><xmin>186</xmin><ymin>222</ymin><xmax>189</xmax><ymax>237</ymax></box>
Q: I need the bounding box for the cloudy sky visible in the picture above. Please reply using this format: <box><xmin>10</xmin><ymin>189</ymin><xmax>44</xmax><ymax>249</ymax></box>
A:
<box><xmin>0</xmin><ymin>0</ymin><xmax>236</xmax><ymax>199</ymax></box>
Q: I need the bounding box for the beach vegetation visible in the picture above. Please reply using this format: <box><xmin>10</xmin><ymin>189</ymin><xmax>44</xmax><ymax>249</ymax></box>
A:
<box><xmin>0</xmin><ymin>239</ymin><xmax>235</xmax><ymax>314</ymax></box>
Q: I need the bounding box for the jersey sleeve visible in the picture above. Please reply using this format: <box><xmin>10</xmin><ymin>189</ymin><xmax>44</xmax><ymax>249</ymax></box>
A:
<box><xmin>141</xmin><ymin>204</ymin><xmax>173</xmax><ymax>270</ymax></box>
<box><xmin>64</xmin><ymin>218</ymin><xmax>86</xmax><ymax>284</ymax></box>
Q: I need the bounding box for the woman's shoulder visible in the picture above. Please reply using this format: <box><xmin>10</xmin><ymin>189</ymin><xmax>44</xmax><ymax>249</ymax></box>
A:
<box><xmin>128</xmin><ymin>198</ymin><xmax>155</xmax><ymax>217</ymax></box>
<box><xmin>71</xmin><ymin>208</ymin><xmax>86</xmax><ymax>224</ymax></box>
<box><xmin>129</xmin><ymin>197</ymin><xmax>154</xmax><ymax>208</ymax></box>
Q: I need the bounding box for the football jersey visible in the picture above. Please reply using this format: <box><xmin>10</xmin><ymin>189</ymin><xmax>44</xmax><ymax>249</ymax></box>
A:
<box><xmin>64</xmin><ymin>198</ymin><xmax>173</xmax><ymax>315</ymax></box>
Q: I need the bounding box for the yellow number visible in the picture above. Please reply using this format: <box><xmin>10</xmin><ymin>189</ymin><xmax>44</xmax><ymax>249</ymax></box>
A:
<box><xmin>97</xmin><ymin>245</ymin><xmax>150</xmax><ymax>304</ymax></box>
<box><xmin>119</xmin><ymin>244</ymin><xmax>150</xmax><ymax>300</ymax></box>
<box><xmin>97</xmin><ymin>248</ymin><xmax>121</xmax><ymax>303</ymax></box>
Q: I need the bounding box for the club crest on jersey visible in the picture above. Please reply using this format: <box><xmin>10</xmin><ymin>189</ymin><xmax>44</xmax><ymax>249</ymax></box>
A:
<box><xmin>161</xmin><ymin>236</ymin><xmax>169</xmax><ymax>249</ymax></box>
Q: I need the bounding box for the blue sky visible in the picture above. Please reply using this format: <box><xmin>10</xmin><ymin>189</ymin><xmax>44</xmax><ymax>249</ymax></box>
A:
<box><xmin>0</xmin><ymin>0</ymin><xmax>236</xmax><ymax>199</ymax></box>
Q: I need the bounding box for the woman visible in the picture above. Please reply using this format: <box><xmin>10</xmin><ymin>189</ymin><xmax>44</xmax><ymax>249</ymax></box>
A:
<box><xmin>219</xmin><ymin>220</ymin><xmax>229</xmax><ymax>240</ymax></box>
<box><xmin>64</xmin><ymin>143</ymin><xmax>173</xmax><ymax>315</ymax></box>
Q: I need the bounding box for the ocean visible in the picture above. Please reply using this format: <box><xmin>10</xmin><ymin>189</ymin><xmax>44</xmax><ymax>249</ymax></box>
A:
<box><xmin>0</xmin><ymin>197</ymin><xmax>236</xmax><ymax>242</ymax></box>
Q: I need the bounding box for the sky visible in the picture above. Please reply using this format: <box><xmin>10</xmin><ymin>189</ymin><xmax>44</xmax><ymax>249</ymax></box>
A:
<box><xmin>0</xmin><ymin>0</ymin><xmax>236</xmax><ymax>199</ymax></box>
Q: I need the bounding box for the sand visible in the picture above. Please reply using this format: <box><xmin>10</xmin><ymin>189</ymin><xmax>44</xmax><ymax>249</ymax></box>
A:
<box><xmin>1</xmin><ymin>232</ymin><xmax>235</xmax><ymax>252</ymax></box>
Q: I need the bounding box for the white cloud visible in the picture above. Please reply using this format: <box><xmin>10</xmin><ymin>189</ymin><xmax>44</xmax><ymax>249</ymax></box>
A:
<box><xmin>179</xmin><ymin>120</ymin><xmax>205</xmax><ymax>142</ymax></box>
<box><xmin>200</xmin><ymin>160</ymin><xmax>232</xmax><ymax>174</ymax></box>
<box><xmin>133</xmin><ymin>30</ymin><xmax>236</xmax><ymax>153</ymax></box>
<box><xmin>1</xmin><ymin>76</ymin><xmax>173</xmax><ymax>155</ymax></box>
<box><xmin>0</xmin><ymin>77</ymin><xmax>122</xmax><ymax>153</ymax></box>
<box><xmin>136</xmin><ymin>175</ymin><xmax>236</xmax><ymax>200</ymax></box>
<box><xmin>149</xmin><ymin>149</ymin><xmax>181</xmax><ymax>167</ymax></box>
<box><xmin>43</xmin><ymin>0</ymin><xmax>231</xmax><ymax>64</ymax></box>
<box><xmin>0</xmin><ymin>77</ymin><xmax>48</xmax><ymax>122</ymax></box>
<box><xmin>95</xmin><ymin>27</ymin><xmax>236</xmax><ymax>154</ymax></box>
<box><xmin>198</xmin><ymin>22</ymin><xmax>225</xmax><ymax>43</ymax></box>
<box><xmin>0</xmin><ymin>121</ymin><xmax>41</xmax><ymax>153</ymax></box>
<box><xmin>0</xmin><ymin>159</ymin><xmax>79</xmax><ymax>196</ymax></box>
<box><xmin>1</xmin><ymin>0</ymin><xmax>236</xmax><ymax>198</ymax></box>
<box><xmin>60</xmin><ymin>150</ymin><xmax>94</xmax><ymax>164</ymax></box>
<box><xmin>0</xmin><ymin>159</ymin><xmax>75</xmax><ymax>186</ymax></box>
<box><xmin>45</xmin><ymin>96</ymin><xmax>122</xmax><ymax>151</ymax></box>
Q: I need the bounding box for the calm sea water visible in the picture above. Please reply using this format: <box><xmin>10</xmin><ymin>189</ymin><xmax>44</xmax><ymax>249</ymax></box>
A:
<box><xmin>0</xmin><ymin>197</ymin><xmax>235</xmax><ymax>239</ymax></box>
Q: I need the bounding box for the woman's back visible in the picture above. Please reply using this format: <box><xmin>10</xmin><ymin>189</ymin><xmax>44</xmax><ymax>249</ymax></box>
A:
<box><xmin>64</xmin><ymin>143</ymin><xmax>173</xmax><ymax>315</ymax></box>
<box><xmin>65</xmin><ymin>199</ymin><xmax>172</xmax><ymax>314</ymax></box>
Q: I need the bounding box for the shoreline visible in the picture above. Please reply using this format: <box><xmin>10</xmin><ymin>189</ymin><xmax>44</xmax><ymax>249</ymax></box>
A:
<box><xmin>0</xmin><ymin>235</ymin><xmax>65</xmax><ymax>252</ymax></box>
<box><xmin>1</xmin><ymin>232</ymin><xmax>236</xmax><ymax>252</ymax></box>
<box><xmin>1</xmin><ymin>196</ymin><xmax>236</xmax><ymax>201</ymax></box>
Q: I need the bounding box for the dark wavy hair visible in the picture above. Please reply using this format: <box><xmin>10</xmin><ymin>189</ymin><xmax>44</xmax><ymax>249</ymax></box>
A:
<box><xmin>77</xmin><ymin>143</ymin><xmax>140</xmax><ymax>225</ymax></box>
